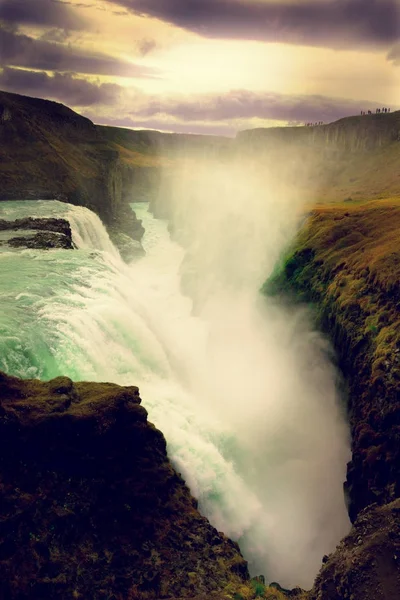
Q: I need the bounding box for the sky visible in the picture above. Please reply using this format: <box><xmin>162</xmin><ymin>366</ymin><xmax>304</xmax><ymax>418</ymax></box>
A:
<box><xmin>0</xmin><ymin>0</ymin><xmax>399</xmax><ymax>135</ymax></box>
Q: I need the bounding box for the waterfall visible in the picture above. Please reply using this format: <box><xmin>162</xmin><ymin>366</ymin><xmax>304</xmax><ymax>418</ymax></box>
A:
<box><xmin>0</xmin><ymin>198</ymin><xmax>351</xmax><ymax>588</ymax></box>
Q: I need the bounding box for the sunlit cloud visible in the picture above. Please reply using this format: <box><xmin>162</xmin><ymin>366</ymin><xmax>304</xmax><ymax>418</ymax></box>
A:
<box><xmin>0</xmin><ymin>0</ymin><xmax>86</xmax><ymax>29</ymax></box>
<box><xmin>0</xmin><ymin>0</ymin><xmax>398</xmax><ymax>134</ymax></box>
<box><xmin>0</xmin><ymin>24</ymin><xmax>160</xmax><ymax>77</ymax></box>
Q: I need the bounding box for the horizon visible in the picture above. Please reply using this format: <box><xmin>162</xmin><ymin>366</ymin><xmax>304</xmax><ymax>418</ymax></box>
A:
<box><xmin>0</xmin><ymin>0</ymin><xmax>399</xmax><ymax>135</ymax></box>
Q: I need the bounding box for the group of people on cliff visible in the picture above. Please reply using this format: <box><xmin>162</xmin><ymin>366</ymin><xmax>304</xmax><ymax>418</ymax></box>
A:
<box><xmin>305</xmin><ymin>121</ymin><xmax>324</xmax><ymax>127</ymax></box>
<box><xmin>304</xmin><ymin>106</ymin><xmax>392</xmax><ymax>127</ymax></box>
<box><xmin>360</xmin><ymin>107</ymin><xmax>391</xmax><ymax>115</ymax></box>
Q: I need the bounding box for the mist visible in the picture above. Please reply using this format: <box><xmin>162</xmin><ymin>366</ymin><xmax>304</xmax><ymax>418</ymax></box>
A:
<box><xmin>146</xmin><ymin>152</ymin><xmax>351</xmax><ymax>588</ymax></box>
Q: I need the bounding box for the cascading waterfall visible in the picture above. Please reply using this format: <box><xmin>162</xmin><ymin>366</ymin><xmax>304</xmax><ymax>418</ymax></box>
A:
<box><xmin>0</xmin><ymin>198</ymin><xmax>351</xmax><ymax>588</ymax></box>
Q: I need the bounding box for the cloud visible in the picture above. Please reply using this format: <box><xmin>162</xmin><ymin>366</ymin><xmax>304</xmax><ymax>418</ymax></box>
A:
<box><xmin>0</xmin><ymin>66</ymin><xmax>121</xmax><ymax>105</ymax></box>
<box><xmin>387</xmin><ymin>43</ymin><xmax>400</xmax><ymax>64</ymax></box>
<box><xmin>0</xmin><ymin>25</ymin><xmax>160</xmax><ymax>78</ymax></box>
<box><xmin>39</xmin><ymin>28</ymin><xmax>72</xmax><ymax>43</ymax></box>
<box><xmin>129</xmin><ymin>89</ymin><xmax>385</xmax><ymax>126</ymax></box>
<box><xmin>0</xmin><ymin>0</ymin><xmax>85</xmax><ymax>30</ymax></box>
<box><xmin>138</xmin><ymin>38</ymin><xmax>157</xmax><ymax>56</ymax></box>
<box><xmin>84</xmin><ymin>87</ymin><xmax>397</xmax><ymax>136</ymax></box>
<box><xmin>109</xmin><ymin>0</ymin><xmax>400</xmax><ymax>50</ymax></box>
<box><xmin>91</xmin><ymin>113</ymin><xmax>238</xmax><ymax>136</ymax></box>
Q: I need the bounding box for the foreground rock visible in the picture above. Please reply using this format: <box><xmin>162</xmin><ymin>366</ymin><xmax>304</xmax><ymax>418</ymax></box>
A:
<box><xmin>0</xmin><ymin>372</ymin><xmax>248</xmax><ymax>599</ymax></box>
<box><xmin>0</xmin><ymin>217</ymin><xmax>73</xmax><ymax>250</ymax></box>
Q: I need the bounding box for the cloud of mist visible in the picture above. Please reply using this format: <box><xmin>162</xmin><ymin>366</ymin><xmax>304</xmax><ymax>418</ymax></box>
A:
<box><xmin>152</xmin><ymin>151</ymin><xmax>351</xmax><ymax>588</ymax></box>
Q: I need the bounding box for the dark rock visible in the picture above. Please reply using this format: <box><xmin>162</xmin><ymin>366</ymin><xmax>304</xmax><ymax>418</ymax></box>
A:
<box><xmin>0</xmin><ymin>371</ymin><xmax>249</xmax><ymax>599</ymax></box>
<box><xmin>311</xmin><ymin>499</ymin><xmax>400</xmax><ymax>600</ymax></box>
<box><xmin>0</xmin><ymin>217</ymin><xmax>74</xmax><ymax>250</ymax></box>
<box><xmin>8</xmin><ymin>231</ymin><xmax>73</xmax><ymax>250</ymax></box>
<box><xmin>0</xmin><ymin>217</ymin><xmax>72</xmax><ymax>237</ymax></box>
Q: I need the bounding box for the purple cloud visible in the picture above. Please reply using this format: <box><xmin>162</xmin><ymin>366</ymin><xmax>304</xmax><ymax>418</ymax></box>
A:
<box><xmin>387</xmin><ymin>43</ymin><xmax>400</xmax><ymax>64</ymax></box>
<box><xmin>107</xmin><ymin>0</ymin><xmax>400</xmax><ymax>50</ymax></box>
<box><xmin>91</xmin><ymin>113</ymin><xmax>238</xmax><ymax>136</ymax></box>
<box><xmin>0</xmin><ymin>67</ymin><xmax>121</xmax><ymax>105</ymax></box>
<box><xmin>0</xmin><ymin>25</ymin><xmax>160</xmax><ymax>77</ymax></box>
<box><xmin>0</xmin><ymin>0</ymin><xmax>85</xmax><ymax>30</ymax></box>
<box><xmin>129</xmin><ymin>89</ymin><xmax>386</xmax><ymax>126</ymax></box>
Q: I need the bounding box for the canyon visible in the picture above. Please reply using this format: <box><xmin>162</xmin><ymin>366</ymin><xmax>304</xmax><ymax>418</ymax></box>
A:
<box><xmin>0</xmin><ymin>90</ymin><xmax>399</xmax><ymax>599</ymax></box>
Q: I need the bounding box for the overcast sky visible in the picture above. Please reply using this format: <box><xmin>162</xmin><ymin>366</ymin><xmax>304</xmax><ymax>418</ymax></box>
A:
<box><xmin>0</xmin><ymin>0</ymin><xmax>399</xmax><ymax>135</ymax></box>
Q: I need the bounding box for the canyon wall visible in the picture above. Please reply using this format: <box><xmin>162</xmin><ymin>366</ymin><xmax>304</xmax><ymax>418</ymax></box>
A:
<box><xmin>264</xmin><ymin>201</ymin><xmax>400</xmax><ymax>600</ymax></box>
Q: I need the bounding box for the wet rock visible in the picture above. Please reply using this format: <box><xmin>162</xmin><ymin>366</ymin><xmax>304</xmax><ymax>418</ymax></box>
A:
<box><xmin>8</xmin><ymin>231</ymin><xmax>73</xmax><ymax>250</ymax></box>
<box><xmin>0</xmin><ymin>217</ymin><xmax>72</xmax><ymax>237</ymax></box>
<box><xmin>110</xmin><ymin>231</ymin><xmax>145</xmax><ymax>263</ymax></box>
<box><xmin>0</xmin><ymin>217</ymin><xmax>73</xmax><ymax>250</ymax></box>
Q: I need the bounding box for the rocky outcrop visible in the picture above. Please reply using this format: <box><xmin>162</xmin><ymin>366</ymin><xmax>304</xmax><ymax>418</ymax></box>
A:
<box><xmin>311</xmin><ymin>499</ymin><xmax>400</xmax><ymax>600</ymax></box>
<box><xmin>7</xmin><ymin>231</ymin><xmax>72</xmax><ymax>250</ymax></box>
<box><xmin>0</xmin><ymin>217</ymin><xmax>73</xmax><ymax>249</ymax></box>
<box><xmin>263</xmin><ymin>199</ymin><xmax>400</xmax><ymax>599</ymax></box>
<box><xmin>0</xmin><ymin>371</ymin><xmax>249</xmax><ymax>599</ymax></box>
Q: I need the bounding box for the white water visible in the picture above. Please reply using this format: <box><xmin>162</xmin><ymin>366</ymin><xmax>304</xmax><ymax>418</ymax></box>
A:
<box><xmin>0</xmin><ymin>198</ymin><xmax>351</xmax><ymax>588</ymax></box>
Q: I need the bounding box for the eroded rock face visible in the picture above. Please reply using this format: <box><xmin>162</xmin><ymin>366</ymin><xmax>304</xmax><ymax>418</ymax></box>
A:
<box><xmin>0</xmin><ymin>217</ymin><xmax>73</xmax><ymax>250</ymax></box>
<box><xmin>311</xmin><ymin>499</ymin><xmax>400</xmax><ymax>600</ymax></box>
<box><xmin>0</xmin><ymin>372</ymin><xmax>249</xmax><ymax>599</ymax></box>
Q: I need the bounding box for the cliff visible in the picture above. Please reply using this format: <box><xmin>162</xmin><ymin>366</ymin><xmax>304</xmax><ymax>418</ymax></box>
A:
<box><xmin>237</xmin><ymin>111</ymin><xmax>400</xmax><ymax>152</ymax></box>
<box><xmin>236</xmin><ymin>112</ymin><xmax>400</xmax><ymax>203</ymax></box>
<box><xmin>0</xmin><ymin>91</ymin><xmax>144</xmax><ymax>244</ymax></box>
<box><xmin>0</xmin><ymin>371</ymin><xmax>250</xmax><ymax>599</ymax></box>
<box><xmin>263</xmin><ymin>199</ymin><xmax>400</xmax><ymax>599</ymax></box>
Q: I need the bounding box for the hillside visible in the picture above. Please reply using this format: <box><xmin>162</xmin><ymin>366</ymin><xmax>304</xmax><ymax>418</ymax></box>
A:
<box><xmin>0</xmin><ymin>91</ymin><xmax>149</xmax><ymax>242</ymax></box>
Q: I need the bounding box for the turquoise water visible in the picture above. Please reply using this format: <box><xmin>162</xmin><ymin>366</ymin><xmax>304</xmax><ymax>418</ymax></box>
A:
<box><xmin>0</xmin><ymin>199</ymin><xmax>350</xmax><ymax>588</ymax></box>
